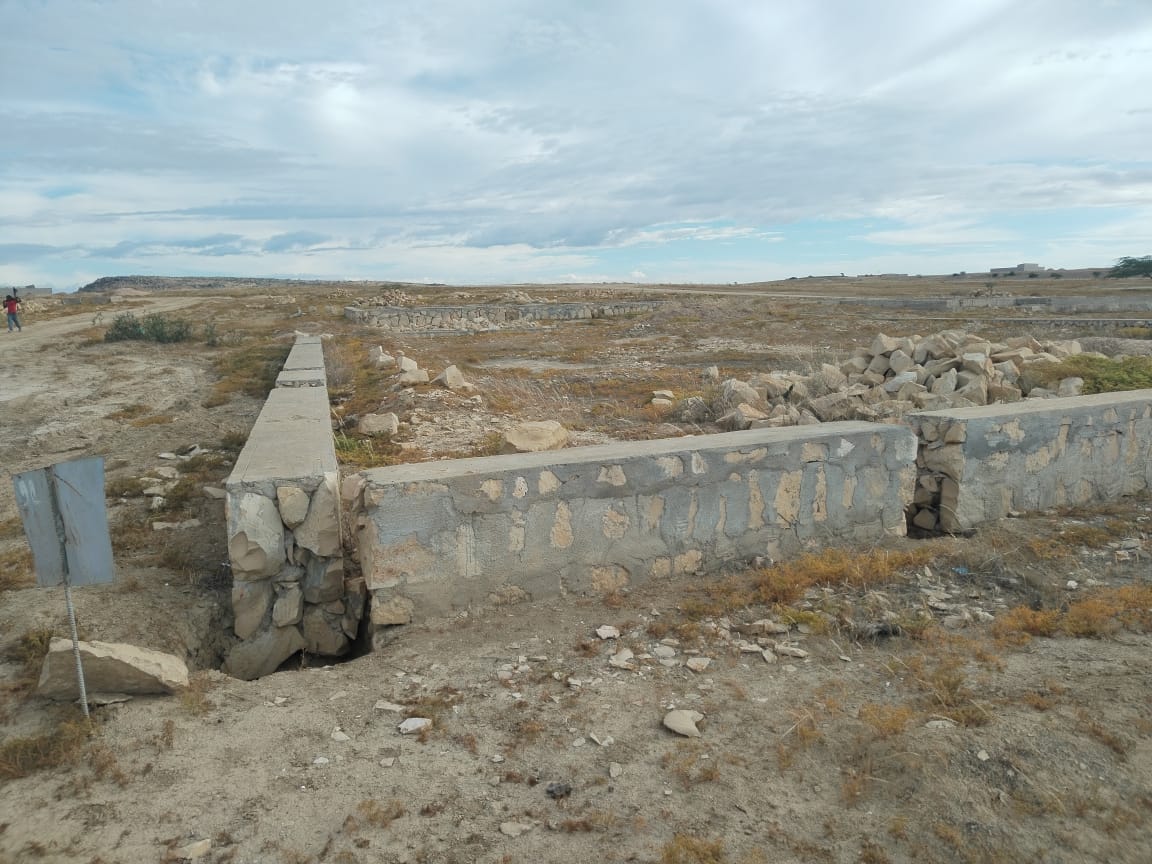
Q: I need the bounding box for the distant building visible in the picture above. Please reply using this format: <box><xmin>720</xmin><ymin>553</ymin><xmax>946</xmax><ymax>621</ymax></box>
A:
<box><xmin>990</xmin><ymin>263</ymin><xmax>1043</xmax><ymax>276</ymax></box>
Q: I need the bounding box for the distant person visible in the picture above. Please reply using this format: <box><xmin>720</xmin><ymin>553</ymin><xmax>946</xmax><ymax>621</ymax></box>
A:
<box><xmin>4</xmin><ymin>292</ymin><xmax>21</xmax><ymax>332</ymax></box>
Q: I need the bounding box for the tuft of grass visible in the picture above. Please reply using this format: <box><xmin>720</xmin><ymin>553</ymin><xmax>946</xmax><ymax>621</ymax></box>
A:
<box><xmin>659</xmin><ymin>834</ymin><xmax>726</xmax><ymax>864</ymax></box>
<box><xmin>661</xmin><ymin>742</ymin><xmax>722</xmax><ymax>789</ymax></box>
<box><xmin>856</xmin><ymin>703</ymin><xmax>915</xmax><ymax>739</ymax></box>
<box><xmin>0</xmin><ymin>545</ymin><xmax>35</xmax><ymax>591</ymax></box>
<box><xmin>206</xmin><ymin>342</ymin><xmax>291</xmax><ymax>406</ymax></box>
<box><xmin>0</xmin><ymin>719</ymin><xmax>92</xmax><ymax>780</ymax></box>
<box><xmin>356</xmin><ymin>799</ymin><xmax>406</xmax><ymax>829</ymax></box>
<box><xmin>991</xmin><ymin>607</ymin><xmax>1061</xmax><ymax>645</ymax></box>
<box><xmin>180</xmin><ymin>671</ymin><xmax>217</xmax><ymax>715</ymax></box>
<box><xmin>1029</xmin><ymin>354</ymin><xmax>1152</xmax><ymax>394</ymax></box>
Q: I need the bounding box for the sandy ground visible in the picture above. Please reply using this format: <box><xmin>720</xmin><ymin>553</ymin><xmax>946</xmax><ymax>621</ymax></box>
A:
<box><xmin>1</xmin><ymin>285</ymin><xmax>1151</xmax><ymax>864</ymax></box>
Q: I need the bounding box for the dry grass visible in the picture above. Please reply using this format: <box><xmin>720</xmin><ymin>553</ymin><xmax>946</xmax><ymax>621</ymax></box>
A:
<box><xmin>205</xmin><ymin>342</ymin><xmax>291</xmax><ymax>407</ymax></box>
<box><xmin>661</xmin><ymin>741</ymin><xmax>722</xmax><ymax>789</ymax></box>
<box><xmin>354</xmin><ymin>799</ymin><xmax>405</xmax><ymax>829</ymax></box>
<box><xmin>180</xmin><ymin>671</ymin><xmax>218</xmax><ymax>715</ymax></box>
<box><xmin>0</xmin><ymin>718</ymin><xmax>92</xmax><ymax>780</ymax></box>
<box><xmin>856</xmin><ymin>703</ymin><xmax>916</xmax><ymax>739</ymax></box>
<box><xmin>0</xmin><ymin>544</ymin><xmax>34</xmax><ymax>591</ymax></box>
<box><xmin>659</xmin><ymin>835</ymin><xmax>726</xmax><ymax>864</ymax></box>
<box><xmin>994</xmin><ymin>586</ymin><xmax>1152</xmax><ymax>643</ymax></box>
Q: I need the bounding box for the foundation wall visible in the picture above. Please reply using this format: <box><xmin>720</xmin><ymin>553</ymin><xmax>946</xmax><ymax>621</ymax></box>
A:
<box><xmin>344</xmin><ymin>301</ymin><xmax>658</xmax><ymax>331</ymax></box>
<box><xmin>348</xmin><ymin>424</ymin><xmax>918</xmax><ymax>626</ymax></box>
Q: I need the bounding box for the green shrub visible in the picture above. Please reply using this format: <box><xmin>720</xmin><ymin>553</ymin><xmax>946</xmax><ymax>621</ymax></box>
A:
<box><xmin>104</xmin><ymin>312</ymin><xmax>192</xmax><ymax>343</ymax></box>
<box><xmin>1039</xmin><ymin>355</ymin><xmax>1152</xmax><ymax>394</ymax></box>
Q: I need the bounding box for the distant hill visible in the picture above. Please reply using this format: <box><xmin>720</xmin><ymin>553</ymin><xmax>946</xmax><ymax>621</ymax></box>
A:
<box><xmin>77</xmin><ymin>275</ymin><xmax>431</xmax><ymax>293</ymax></box>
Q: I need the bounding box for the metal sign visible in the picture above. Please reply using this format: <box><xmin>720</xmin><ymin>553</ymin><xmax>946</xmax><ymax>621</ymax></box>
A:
<box><xmin>12</xmin><ymin>456</ymin><xmax>116</xmax><ymax>719</ymax></box>
<box><xmin>13</xmin><ymin>457</ymin><xmax>114</xmax><ymax>587</ymax></box>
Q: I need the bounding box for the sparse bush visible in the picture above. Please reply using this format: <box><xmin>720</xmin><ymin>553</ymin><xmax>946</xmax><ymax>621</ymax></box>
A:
<box><xmin>104</xmin><ymin>312</ymin><xmax>192</xmax><ymax>343</ymax></box>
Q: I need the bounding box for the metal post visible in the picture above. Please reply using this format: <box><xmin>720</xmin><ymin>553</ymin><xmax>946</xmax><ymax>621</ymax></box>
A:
<box><xmin>48</xmin><ymin>469</ymin><xmax>90</xmax><ymax>719</ymax></box>
<box><xmin>63</xmin><ymin>580</ymin><xmax>90</xmax><ymax>719</ymax></box>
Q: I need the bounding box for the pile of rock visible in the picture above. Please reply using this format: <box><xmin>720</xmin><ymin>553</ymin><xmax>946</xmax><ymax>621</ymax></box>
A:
<box><xmin>353</xmin><ymin>290</ymin><xmax>416</xmax><ymax>307</ymax></box>
<box><xmin>668</xmin><ymin>329</ymin><xmax>1092</xmax><ymax>433</ymax></box>
<box><xmin>357</xmin><ymin>348</ymin><xmax>475</xmax><ymax>437</ymax></box>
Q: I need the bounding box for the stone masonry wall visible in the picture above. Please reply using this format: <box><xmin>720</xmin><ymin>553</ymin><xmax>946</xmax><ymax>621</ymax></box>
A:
<box><xmin>345</xmin><ymin>301</ymin><xmax>658</xmax><ymax>331</ymax></box>
<box><xmin>222</xmin><ymin>336</ymin><xmax>364</xmax><ymax>680</ymax></box>
<box><xmin>910</xmin><ymin>389</ymin><xmax>1152</xmax><ymax>532</ymax></box>
<box><xmin>347</xmin><ymin>423</ymin><xmax>918</xmax><ymax>630</ymax></box>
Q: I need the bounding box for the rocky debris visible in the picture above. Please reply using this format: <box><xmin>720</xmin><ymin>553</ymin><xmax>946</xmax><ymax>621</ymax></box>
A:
<box><xmin>609</xmin><ymin>761</ymin><xmax>623</xmax><ymax>778</ymax></box>
<box><xmin>368</xmin><ymin>345</ymin><xmax>396</xmax><ymax>367</ymax></box>
<box><xmin>663</xmin><ymin>709</ymin><xmax>705</xmax><ymax>738</ymax></box>
<box><xmin>174</xmin><ymin>839</ymin><xmax>212</xmax><ymax>860</ymax></box>
<box><xmin>500</xmin><ymin>822</ymin><xmax>533</xmax><ymax>837</ymax></box>
<box><xmin>685</xmin><ymin>657</ymin><xmax>712</xmax><ymax>673</ymax></box>
<box><xmin>38</xmin><ymin>638</ymin><xmax>189</xmax><ymax>700</ymax></box>
<box><xmin>595</xmin><ymin>625</ymin><xmax>620</xmax><ymax>640</ymax></box>
<box><xmin>353</xmin><ymin>290</ymin><xmax>415</xmax><ymax>307</ymax></box>
<box><xmin>223</xmin><ymin>626</ymin><xmax>307</xmax><ymax>681</ymax></box>
<box><xmin>501</xmin><ymin>420</ymin><xmax>569</xmax><ymax>454</ymax></box>
<box><xmin>608</xmin><ymin>648</ymin><xmax>636</xmax><ymax>670</ymax></box>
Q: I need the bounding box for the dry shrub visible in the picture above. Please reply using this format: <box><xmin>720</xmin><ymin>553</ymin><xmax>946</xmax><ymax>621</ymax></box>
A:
<box><xmin>754</xmin><ymin>547</ymin><xmax>933</xmax><ymax>606</ymax></box>
<box><xmin>660</xmin><ymin>834</ymin><xmax>725</xmax><ymax>864</ymax></box>
<box><xmin>180</xmin><ymin>671</ymin><xmax>217</xmax><ymax>715</ymax></box>
<box><xmin>661</xmin><ymin>742</ymin><xmax>721</xmax><ymax>789</ymax></box>
<box><xmin>991</xmin><ymin>606</ymin><xmax>1061</xmax><ymax>645</ymax></box>
<box><xmin>0</xmin><ymin>544</ymin><xmax>34</xmax><ymax>592</ymax></box>
<box><xmin>357</xmin><ymin>798</ymin><xmax>406</xmax><ymax>829</ymax></box>
<box><xmin>1063</xmin><ymin>586</ymin><xmax>1152</xmax><ymax>636</ymax></box>
<box><xmin>857</xmin><ymin>703</ymin><xmax>915</xmax><ymax>739</ymax></box>
<box><xmin>0</xmin><ymin>719</ymin><xmax>92</xmax><ymax>780</ymax></box>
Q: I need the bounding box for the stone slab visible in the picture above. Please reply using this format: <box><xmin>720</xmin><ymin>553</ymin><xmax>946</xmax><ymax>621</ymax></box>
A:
<box><xmin>226</xmin><ymin>387</ymin><xmax>337</xmax><ymax>489</ymax></box>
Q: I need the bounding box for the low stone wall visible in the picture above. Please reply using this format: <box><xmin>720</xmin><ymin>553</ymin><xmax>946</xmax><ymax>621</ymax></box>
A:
<box><xmin>348</xmin><ymin>423</ymin><xmax>918</xmax><ymax>627</ymax></box>
<box><xmin>345</xmin><ymin>301</ymin><xmax>658</xmax><ymax>331</ymax></box>
<box><xmin>276</xmin><ymin>335</ymin><xmax>327</xmax><ymax>387</ymax></box>
<box><xmin>222</xmin><ymin>337</ymin><xmax>365</xmax><ymax>680</ymax></box>
<box><xmin>910</xmin><ymin>390</ymin><xmax>1152</xmax><ymax>532</ymax></box>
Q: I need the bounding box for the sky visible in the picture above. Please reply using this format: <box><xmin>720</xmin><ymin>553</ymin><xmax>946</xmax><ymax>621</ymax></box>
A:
<box><xmin>2</xmin><ymin>0</ymin><xmax>1152</xmax><ymax>291</ymax></box>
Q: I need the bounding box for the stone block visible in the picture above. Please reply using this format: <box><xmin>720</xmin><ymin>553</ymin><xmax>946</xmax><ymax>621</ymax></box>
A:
<box><xmin>223</xmin><ymin>625</ymin><xmax>306</xmax><ymax>681</ymax></box>
<box><xmin>272</xmin><ymin>585</ymin><xmax>304</xmax><ymax>627</ymax></box>
<box><xmin>371</xmin><ymin>594</ymin><xmax>415</xmax><ymax>626</ymax></box>
<box><xmin>301</xmin><ymin>607</ymin><xmax>349</xmax><ymax>656</ymax></box>
<box><xmin>276</xmin><ymin>485</ymin><xmax>310</xmax><ymax>528</ymax></box>
<box><xmin>227</xmin><ymin>493</ymin><xmax>286</xmax><ymax>578</ymax></box>
<box><xmin>232</xmin><ymin>580</ymin><xmax>273</xmax><ymax>639</ymax></box>
<box><xmin>38</xmin><ymin>638</ymin><xmax>188</xmax><ymax>699</ymax></box>
<box><xmin>358</xmin><ymin>412</ymin><xmax>400</xmax><ymax>436</ymax></box>
<box><xmin>501</xmin><ymin>420</ymin><xmax>569</xmax><ymax>453</ymax></box>
<box><xmin>296</xmin><ymin>475</ymin><xmax>341</xmax><ymax>557</ymax></box>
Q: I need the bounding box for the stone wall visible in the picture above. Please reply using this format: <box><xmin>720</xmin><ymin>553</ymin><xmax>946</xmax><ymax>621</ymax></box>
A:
<box><xmin>345</xmin><ymin>301</ymin><xmax>658</xmax><ymax>331</ymax></box>
<box><xmin>347</xmin><ymin>423</ymin><xmax>918</xmax><ymax>628</ymax></box>
<box><xmin>222</xmin><ymin>336</ymin><xmax>365</xmax><ymax>680</ymax></box>
<box><xmin>910</xmin><ymin>390</ymin><xmax>1152</xmax><ymax>532</ymax></box>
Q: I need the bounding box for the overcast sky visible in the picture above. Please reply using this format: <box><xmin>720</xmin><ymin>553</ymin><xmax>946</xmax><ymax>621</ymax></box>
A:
<box><xmin>2</xmin><ymin>0</ymin><xmax>1151</xmax><ymax>290</ymax></box>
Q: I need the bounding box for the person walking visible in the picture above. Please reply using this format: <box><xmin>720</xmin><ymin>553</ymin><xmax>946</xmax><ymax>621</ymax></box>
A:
<box><xmin>4</xmin><ymin>292</ymin><xmax>21</xmax><ymax>332</ymax></box>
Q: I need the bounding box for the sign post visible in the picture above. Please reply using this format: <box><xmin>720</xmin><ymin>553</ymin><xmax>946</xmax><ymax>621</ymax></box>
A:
<box><xmin>13</xmin><ymin>457</ymin><xmax>116</xmax><ymax>718</ymax></box>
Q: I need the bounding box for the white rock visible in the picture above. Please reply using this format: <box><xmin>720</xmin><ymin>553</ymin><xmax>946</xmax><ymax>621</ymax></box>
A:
<box><xmin>375</xmin><ymin>700</ymin><xmax>404</xmax><ymax>713</ymax></box>
<box><xmin>608</xmin><ymin>648</ymin><xmax>636</xmax><ymax>670</ymax></box>
<box><xmin>977</xmin><ymin>749</ymin><xmax>990</xmax><ymax>762</ymax></box>
<box><xmin>595</xmin><ymin>625</ymin><xmax>620</xmax><ymax>640</ymax></box>
<box><xmin>774</xmin><ymin>645</ymin><xmax>809</xmax><ymax>659</ymax></box>
<box><xmin>925</xmin><ymin>719</ymin><xmax>957</xmax><ymax>729</ymax></box>
<box><xmin>398</xmin><ymin>717</ymin><xmax>432</xmax><ymax>735</ymax></box>
<box><xmin>331</xmin><ymin>729</ymin><xmax>351</xmax><ymax>742</ymax></box>
<box><xmin>313</xmin><ymin>756</ymin><xmax>330</xmax><ymax>765</ymax></box>
<box><xmin>685</xmin><ymin>657</ymin><xmax>712</xmax><ymax>673</ymax></box>
<box><xmin>276</xmin><ymin>485</ymin><xmax>311</xmax><ymax>528</ymax></box>
<box><xmin>501</xmin><ymin>420</ymin><xmax>569</xmax><ymax>454</ymax></box>
<box><xmin>1066</xmin><ymin>580</ymin><xmax>1079</xmax><ymax>591</ymax></box>
<box><xmin>358</xmin><ymin>412</ymin><xmax>400</xmax><ymax>436</ymax></box>
<box><xmin>227</xmin><ymin>492</ymin><xmax>285</xmax><ymax>577</ymax></box>
<box><xmin>609</xmin><ymin>761</ymin><xmax>623</xmax><ymax>778</ymax></box>
<box><xmin>663</xmin><ymin>709</ymin><xmax>704</xmax><ymax>738</ymax></box>
<box><xmin>653</xmin><ymin>645</ymin><xmax>677</xmax><ymax>659</ymax></box>
<box><xmin>175</xmin><ymin>839</ymin><xmax>212</xmax><ymax>860</ymax></box>
<box><xmin>380</xmin><ymin>757</ymin><xmax>396</xmax><ymax>767</ymax></box>
<box><xmin>500</xmin><ymin>822</ymin><xmax>532</xmax><ymax>837</ymax></box>
<box><xmin>761</xmin><ymin>649</ymin><xmax>777</xmax><ymax>664</ymax></box>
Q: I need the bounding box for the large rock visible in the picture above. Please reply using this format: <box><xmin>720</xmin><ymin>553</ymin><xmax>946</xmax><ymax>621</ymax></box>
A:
<box><xmin>272</xmin><ymin>585</ymin><xmax>304</xmax><ymax>627</ymax></box>
<box><xmin>672</xmin><ymin>396</ymin><xmax>712</xmax><ymax>423</ymax></box>
<box><xmin>433</xmin><ymin>365</ymin><xmax>472</xmax><ymax>391</ymax></box>
<box><xmin>38</xmin><ymin>638</ymin><xmax>188</xmax><ymax>699</ymax></box>
<box><xmin>276</xmin><ymin>485</ymin><xmax>310</xmax><ymax>529</ymax></box>
<box><xmin>371</xmin><ymin>594</ymin><xmax>415</xmax><ymax>626</ymax></box>
<box><xmin>720</xmin><ymin>379</ymin><xmax>761</xmax><ymax>408</ymax></box>
<box><xmin>501</xmin><ymin>420</ymin><xmax>569</xmax><ymax>454</ymax></box>
<box><xmin>396</xmin><ymin>369</ymin><xmax>429</xmax><ymax>386</ymax></box>
<box><xmin>300</xmin><ymin>607</ymin><xmax>349</xmax><ymax>656</ymax></box>
<box><xmin>223</xmin><ymin>626</ymin><xmax>306</xmax><ymax>681</ymax></box>
<box><xmin>227</xmin><ymin>493</ymin><xmax>286</xmax><ymax>579</ymax></box>
<box><xmin>296</xmin><ymin>476</ymin><xmax>341</xmax><ymax>557</ymax></box>
<box><xmin>718</xmin><ymin>403</ymin><xmax>768</xmax><ymax>431</ymax></box>
<box><xmin>358</xmin><ymin>412</ymin><xmax>400</xmax><ymax>436</ymax></box>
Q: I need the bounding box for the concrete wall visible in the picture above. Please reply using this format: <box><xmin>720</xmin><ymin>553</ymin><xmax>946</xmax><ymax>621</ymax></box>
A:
<box><xmin>222</xmin><ymin>336</ymin><xmax>365</xmax><ymax>680</ymax></box>
<box><xmin>345</xmin><ymin>301</ymin><xmax>658</xmax><ymax>331</ymax></box>
<box><xmin>912</xmin><ymin>390</ymin><xmax>1152</xmax><ymax>532</ymax></box>
<box><xmin>348</xmin><ymin>423</ymin><xmax>918</xmax><ymax>626</ymax></box>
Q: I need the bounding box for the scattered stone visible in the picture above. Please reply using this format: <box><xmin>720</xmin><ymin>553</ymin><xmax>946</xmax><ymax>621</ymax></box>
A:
<box><xmin>774</xmin><ymin>645</ymin><xmax>809</xmax><ymax>659</ymax></box>
<box><xmin>380</xmin><ymin>757</ymin><xmax>396</xmax><ymax>768</ymax></box>
<box><xmin>374</xmin><ymin>700</ymin><xmax>405</xmax><ymax>712</ymax></box>
<box><xmin>175</xmin><ymin>839</ymin><xmax>212</xmax><ymax>860</ymax></box>
<box><xmin>331</xmin><ymin>729</ymin><xmax>351</xmax><ymax>742</ymax></box>
<box><xmin>38</xmin><ymin>638</ymin><xmax>188</xmax><ymax>699</ymax></box>
<box><xmin>545</xmin><ymin>782</ymin><xmax>572</xmax><ymax>800</ymax></box>
<box><xmin>1066</xmin><ymin>580</ymin><xmax>1079</xmax><ymax>591</ymax></box>
<box><xmin>925</xmin><ymin>719</ymin><xmax>957</xmax><ymax>730</ymax></box>
<box><xmin>685</xmin><ymin>657</ymin><xmax>712</xmax><ymax>673</ymax></box>
<box><xmin>761</xmin><ymin>649</ymin><xmax>777</xmax><ymax>664</ymax></box>
<box><xmin>152</xmin><ymin>518</ymin><xmax>201</xmax><ymax>531</ymax></box>
<box><xmin>589</xmin><ymin>732</ymin><xmax>614</xmax><ymax>747</ymax></box>
<box><xmin>609</xmin><ymin>761</ymin><xmax>623</xmax><ymax>779</ymax></box>
<box><xmin>977</xmin><ymin>749</ymin><xmax>991</xmax><ymax>762</ymax></box>
<box><xmin>313</xmin><ymin>756</ymin><xmax>330</xmax><ymax>766</ymax></box>
<box><xmin>500</xmin><ymin>822</ymin><xmax>533</xmax><ymax>837</ymax></box>
<box><xmin>398</xmin><ymin>717</ymin><xmax>432</xmax><ymax>735</ymax></box>
<box><xmin>608</xmin><ymin>649</ymin><xmax>636</xmax><ymax>670</ymax></box>
<box><xmin>202</xmin><ymin>485</ymin><xmax>226</xmax><ymax>500</ymax></box>
<box><xmin>433</xmin><ymin>364</ymin><xmax>472</xmax><ymax>391</ymax></box>
<box><xmin>653</xmin><ymin>645</ymin><xmax>677</xmax><ymax>659</ymax></box>
<box><xmin>595</xmin><ymin>625</ymin><xmax>620</xmax><ymax>640</ymax></box>
<box><xmin>663</xmin><ymin>709</ymin><xmax>704</xmax><ymax>738</ymax></box>
<box><xmin>358</xmin><ymin>412</ymin><xmax>400</xmax><ymax>436</ymax></box>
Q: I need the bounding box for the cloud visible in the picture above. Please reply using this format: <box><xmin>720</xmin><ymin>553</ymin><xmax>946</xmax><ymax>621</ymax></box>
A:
<box><xmin>2</xmin><ymin>1</ymin><xmax>1152</xmax><ymax>288</ymax></box>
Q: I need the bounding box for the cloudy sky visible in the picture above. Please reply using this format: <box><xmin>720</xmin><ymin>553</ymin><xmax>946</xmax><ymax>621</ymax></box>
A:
<box><xmin>2</xmin><ymin>0</ymin><xmax>1151</xmax><ymax>290</ymax></box>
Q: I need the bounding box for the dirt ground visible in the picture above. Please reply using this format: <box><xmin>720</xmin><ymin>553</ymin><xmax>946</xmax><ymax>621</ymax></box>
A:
<box><xmin>1</xmin><ymin>282</ymin><xmax>1151</xmax><ymax>864</ymax></box>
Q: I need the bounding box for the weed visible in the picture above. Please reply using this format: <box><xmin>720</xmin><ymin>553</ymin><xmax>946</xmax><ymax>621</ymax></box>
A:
<box><xmin>104</xmin><ymin>312</ymin><xmax>192</xmax><ymax>343</ymax></box>
<box><xmin>1076</xmin><ymin>711</ymin><xmax>1131</xmax><ymax>757</ymax></box>
<box><xmin>0</xmin><ymin>544</ymin><xmax>34</xmax><ymax>591</ymax></box>
<box><xmin>180</xmin><ymin>671</ymin><xmax>217</xmax><ymax>715</ymax></box>
<box><xmin>89</xmin><ymin>741</ymin><xmax>130</xmax><ymax>786</ymax></box>
<box><xmin>661</xmin><ymin>741</ymin><xmax>721</xmax><ymax>788</ymax></box>
<box><xmin>859</xmin><ymin>839</ymin><xmax>891</xmax><ymax>863</ymax></box>
<box><xmin>104</xmin><ymin>403</ymin><xmax>151</xmax><ymax>421</ymax></box>
<box><xmin>1028</xmin><ymin>354</ymin><xmax>1152</xmax><ymax>394</ymax></box>
<box><xmin>105</xmin><ymin>476</ymin><xmax>146</xmax><ymax>498</ymax></box>
<box><xmin>992</xmin><ymin>606</ymin><xmax>1061</xmax><ymax>645</ymax></box>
